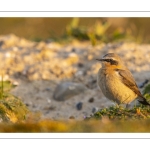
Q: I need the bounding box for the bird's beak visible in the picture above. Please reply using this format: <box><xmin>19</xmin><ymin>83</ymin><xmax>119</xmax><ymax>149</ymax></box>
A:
<box><xmin>96</xmin><ymin>59</ymin><xmax>103</xmax><ymax>61</ymax></box>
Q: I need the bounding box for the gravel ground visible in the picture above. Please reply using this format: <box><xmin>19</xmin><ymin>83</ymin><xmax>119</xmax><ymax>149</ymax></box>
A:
<box><xmin>0</xmin><ymin>34</ymin><xmax>150</xmax><ymax>120</ymax></box>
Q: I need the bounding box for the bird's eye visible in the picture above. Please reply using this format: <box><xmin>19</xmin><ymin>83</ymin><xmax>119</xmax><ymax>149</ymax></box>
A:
<box><xmin>105</xmin><ymin>59</ymin><xmax>118</xmax><ymax>65</ymax></box>
<box><xmin>105</xmin><ymin>59</ymin><xmax>112</xmax><ymax>62</ymax></box>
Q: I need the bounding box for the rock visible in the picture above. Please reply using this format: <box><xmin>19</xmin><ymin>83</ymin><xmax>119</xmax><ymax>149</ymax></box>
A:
<box><xmin>76</xmin><ymin>102</ymin><xmax>83</xmax><ymax>110</ymax></box>
<box><xmin>92</xmin><ymin>107</ymin><xmax>99</xmax><ymax>113</ymax></box>
<box><xmin>88</xmin><ymin>97</ymin><xmax>94</xmax><ymax>103</ymax></box>
<box><xmin>77</xmin><ymin>62</ymin><xmax>84</xmax><ymax>67</ymax></box>
<box><xmin>53</xmin><ymin>82</ymin><xmax>87</xmax><ymax>101</ymax></box>
<box><xmin>69</xmin><ymin>116</ymin><xmax>75</xmax><ymax>119</ymax></box>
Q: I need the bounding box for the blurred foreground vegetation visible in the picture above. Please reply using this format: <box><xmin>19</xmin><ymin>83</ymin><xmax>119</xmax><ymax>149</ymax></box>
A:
<box><xmin>0</xmin><ymin>18</ymin><xmax>150</xmax><ymax>43</ymax></box>
<box><xmin>1</xmin><ymin>118</ymin><xmax>150</xmax><ymax>132</ymax></box>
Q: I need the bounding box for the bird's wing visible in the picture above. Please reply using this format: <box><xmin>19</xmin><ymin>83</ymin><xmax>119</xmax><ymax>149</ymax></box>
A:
<box><xmin>116</xmin><ymin>69</ymin><xmax>143</xmax><ymax>98</ymax></box>
<box><xmin>117</xmin><ymin>69</ymin><xmax>150</xmax><ymax>105</ymax></box>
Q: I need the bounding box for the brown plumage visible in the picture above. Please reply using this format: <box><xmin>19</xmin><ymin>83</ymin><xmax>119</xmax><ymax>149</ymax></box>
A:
<box><xmin>96</xmin><ymin>53</ymin><xmax>150</xmax><ymax>107</ymax></box>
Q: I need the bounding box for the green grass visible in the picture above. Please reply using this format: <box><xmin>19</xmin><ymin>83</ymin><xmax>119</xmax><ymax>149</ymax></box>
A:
<box><xmin>64</xmin><ymin>18</ymin><xmax>132</xmax><ymax>45</ymax></box>
<box><xmin>88</xmin><ymin>105</ymin><xmax>150</xmax><ymax>120</ymax></box>
<box><xmin>0</xmin><ymin>79</ymin><xmax>29</xmax><ymax>123</ymax></box>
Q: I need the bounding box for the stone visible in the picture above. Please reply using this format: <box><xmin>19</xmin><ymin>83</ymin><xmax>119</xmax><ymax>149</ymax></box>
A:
<box><xmin>76</xmin><ymin>102</ymin><xmax>83</xmax><ymax>110</ymax></box>
<box><xmin>92</xmin><ymin>107</ymin><xmax>99</xmax><ymax>113</ymax></box>
<box><xmin>69</xmin><ymin>116</ymin><xmax>75</xmax><ymax>119</ymax></box>
<box><xmin>88</xmin><ymin>97</ymin><xmax>94</xmax><ymax>103</ymax></box>
<box><xmin>53</xmin><ymin>81</ymin><xmax>87</xmax><ymax>101</ymax></box>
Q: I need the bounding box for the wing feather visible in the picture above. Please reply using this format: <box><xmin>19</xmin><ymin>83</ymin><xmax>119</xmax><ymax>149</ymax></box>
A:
<box><xmin>116</xmin><ymin>69</ymin><xmax>150</xmax><ymax>105</ymax></box>
<box><xmin>117</xmin><ymin>69</ymin><xmax>142</xmax><ymax>97</ymax></box>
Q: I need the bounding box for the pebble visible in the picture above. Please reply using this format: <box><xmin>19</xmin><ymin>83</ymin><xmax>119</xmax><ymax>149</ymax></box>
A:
<box><xmin>78</xmin><ymin>62</ymin><xmax>84</xmax><ymax>67</ymax></box>
<box><xmin>76</xmin><ymin>102</ymin><xmax>83</xmax><ymax>110</ymax></box>
<box><xmin>53</xmin><ymin>82</ymin><xmax>87</xmax><ymax>101</ymax></box>
<box><xmin>92</xmin><ymin>107</ymin><xmax>99</xmax><ymax>113</ymax></box>
<box><xmin>88</xmin><ymin>97</ymin><xmax>94</xmax><ymax>103</ymax></box>
<box><xmin>47</xmin><ymin>99</ymin><xmax>51</xmax><ymax>103</ymax></box>
<box><xmin>69</xmin><ymin>116</ymin><xmax>75</xmax><ymax>119</ymax></box>
<box><xmin>44</xmin><ymin>88</ymin><xmax>51</xmax><ymax>91</ymax></box>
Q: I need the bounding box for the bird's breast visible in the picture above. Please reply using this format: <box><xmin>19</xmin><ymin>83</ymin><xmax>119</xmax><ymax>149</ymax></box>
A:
<box><xmin>97</xmin><ymin>68</ymin><xmax>137</xmax><ymax>104</ymax></box>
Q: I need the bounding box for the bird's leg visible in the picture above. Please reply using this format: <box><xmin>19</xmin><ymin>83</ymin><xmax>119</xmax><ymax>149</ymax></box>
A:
<box><xmin>115</xmin><ymin>103</ymin><xmax>120</xmax><ymax>109</ymax></box>
<box><xmin>126</xmin><ymin>104</ymin><xmax>130</xmax><ymax>109</ymax></box>
<box><xmin>134</xmin><ymin>100</ymin><xmax>137</xmax><ymax>108</ymax></box>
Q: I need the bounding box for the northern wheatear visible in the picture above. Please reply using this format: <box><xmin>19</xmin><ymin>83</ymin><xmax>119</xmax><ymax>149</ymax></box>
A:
<box><xmin>96</xmin><ymin>53</ymin><xmax>150</xmax><ymax>107</ymax></box>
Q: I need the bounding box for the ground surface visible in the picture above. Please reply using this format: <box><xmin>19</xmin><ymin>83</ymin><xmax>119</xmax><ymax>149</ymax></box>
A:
<box><xmin>1</xmin><ymin>34</ymin><xmax>150</xmax><ymax>120</ymax></box>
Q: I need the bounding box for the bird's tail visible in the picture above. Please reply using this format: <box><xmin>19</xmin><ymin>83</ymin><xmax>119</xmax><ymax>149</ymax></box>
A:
<box><xmin>138</xmin><ymin>97</ymin><xmax>150</xmax><ymax>106</ymax></box>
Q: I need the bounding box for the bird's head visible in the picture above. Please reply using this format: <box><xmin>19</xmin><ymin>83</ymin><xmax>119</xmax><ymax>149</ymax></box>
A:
<box><xmin>96</xmin><ymin>53</ymin><xmax>125</xmax><ymax>69</ymax></box>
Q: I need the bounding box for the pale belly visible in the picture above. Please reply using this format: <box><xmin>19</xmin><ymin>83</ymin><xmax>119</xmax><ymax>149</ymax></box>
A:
<box><xmin>97</xmin><ymin>70</ymin><xmax>137</xmax><ymax>104</ymax></box>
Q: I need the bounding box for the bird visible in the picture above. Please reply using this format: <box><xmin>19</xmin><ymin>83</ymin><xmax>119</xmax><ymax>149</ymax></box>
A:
<box><xmin>96</xmin><ymin>53</ymin><xmax>150</xmax><ymax>108</ymax></box>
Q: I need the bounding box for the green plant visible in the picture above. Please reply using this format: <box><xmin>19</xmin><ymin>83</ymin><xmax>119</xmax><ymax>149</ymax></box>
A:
<box><xmin>88</xmin><ymin>105</ymin><xmax>150</xmax><ymax>120</ymax></box>
<box><xmin>65</xmin><ymin>18</ymin><xmax>133</xmax><ymax>45</ymax></box>
<box><xmin>143</xmin><ymin>83</ymin><xmax>150</xmax><ymax>103</ymax></box>
<box><xmin>0</xmin><ymin>78</ymin><xmax>29</xmax><ymax>123</ymax></box>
